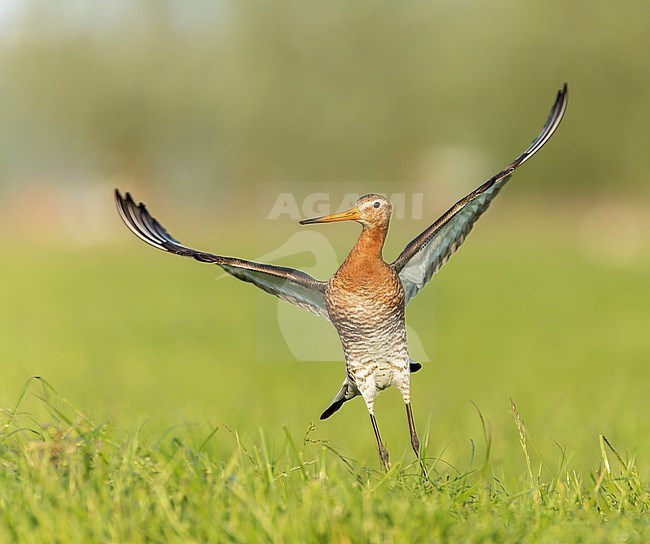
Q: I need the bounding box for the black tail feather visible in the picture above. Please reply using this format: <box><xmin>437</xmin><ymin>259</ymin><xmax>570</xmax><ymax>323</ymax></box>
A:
<box><xmin>321</xmin><ymin>362</ymin><xmax>421</xmax><ymax>420</ymax></box>
<box><xmin>320</xmin><ymin>398</ymin><xmax>347</xmax><ymax>420</ymax></box>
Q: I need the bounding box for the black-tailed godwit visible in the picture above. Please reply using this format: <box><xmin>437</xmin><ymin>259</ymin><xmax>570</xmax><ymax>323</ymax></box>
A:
<box><xmin>115</xmin><ymin>84</ymin><xmax>568</xmax><ymax>471</ymax></box>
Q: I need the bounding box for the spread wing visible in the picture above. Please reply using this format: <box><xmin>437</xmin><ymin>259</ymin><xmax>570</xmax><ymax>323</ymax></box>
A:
<box><xmin>392</xmin><ymin>84</ymin><xmax>568</xmax><ymax>304</ymax></box>
<box><xmin>115</xmin><ymin>190</ymin><xmax>330</xmax><ymax>320</ymax></box>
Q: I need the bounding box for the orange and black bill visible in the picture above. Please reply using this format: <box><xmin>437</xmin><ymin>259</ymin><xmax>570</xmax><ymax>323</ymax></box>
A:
<box><xmin>299</xmin><ymin>207</ymin><xmax>361</xmax><ymax>225</ymax></box>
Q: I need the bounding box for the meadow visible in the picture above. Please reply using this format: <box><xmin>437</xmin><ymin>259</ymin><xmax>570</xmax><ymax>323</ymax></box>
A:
<box><xmin>1</xmin><ymin>2</ymin><xmax>650</xmax><ymax>541</ymax></box>
<box><xmin>1</xmin><ymin>206</ymin><xmax>648</xmax><ymax>542</ymax></box>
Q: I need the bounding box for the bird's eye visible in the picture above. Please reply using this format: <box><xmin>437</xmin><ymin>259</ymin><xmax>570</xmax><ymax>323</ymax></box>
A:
<box><xmin>373</xmin><ymin>201</ymin><xmax>381</xmax><ymax>209</ymax></box>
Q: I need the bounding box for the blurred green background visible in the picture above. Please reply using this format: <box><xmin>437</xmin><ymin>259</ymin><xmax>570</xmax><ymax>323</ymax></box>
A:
<box><xmin>0</xmin><ymin>1</ymin><xmax>648</xmax><ymax>473</ymax></box>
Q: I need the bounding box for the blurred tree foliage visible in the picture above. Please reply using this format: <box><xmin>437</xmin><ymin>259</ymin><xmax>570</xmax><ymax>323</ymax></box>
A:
<box><xmin>0</xmin><ymin>0</ymin><xmax>648</xmax><ymax>196</ymax></box>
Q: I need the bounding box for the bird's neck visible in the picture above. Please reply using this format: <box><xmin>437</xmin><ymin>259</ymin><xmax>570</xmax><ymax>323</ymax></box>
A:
<box><xmin>349</xmin><ymin>224</ymin><xmax>388</xmax><ymax>262</ymax></box>
<box><xmin>334</xmin><ymin>224</ymin><xmax>391</xmax><ymax>285</ymax></box>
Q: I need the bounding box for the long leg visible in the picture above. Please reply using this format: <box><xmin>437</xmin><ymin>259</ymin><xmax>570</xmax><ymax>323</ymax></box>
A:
<box><xmin>370</xmin><ymin>413</ymin><xmax>390</xmax><ymax>471</ymax></box>
<box><xmin>357</xmin><ymin>375</ymin><xmax>390</xmax><ymax>471</ymax></box>
<box><xmin>395</xmin><ymin>372</ymin><xmax>425</xmax><ymax>461</ymax></box>
<box><xmin>406</xmin><ymin>402</ymin><xmax>429</xmax><ymax>478</ymax></box>
<box><xmin>405</xmin><ymin>403</ymin><xmax>420</xmax><ymax>455</ymax></box>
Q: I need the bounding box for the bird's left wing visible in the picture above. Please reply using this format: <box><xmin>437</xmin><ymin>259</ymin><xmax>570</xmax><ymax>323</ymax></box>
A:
<box><xmin>391</xmin><ymin>84</ymin><xmax>568</xmax><ymax>305</ymax></box>
<box><xmin>115</xmin><ymin>190</ymin><xmax>330</xmax><ymax>320</ymax></box>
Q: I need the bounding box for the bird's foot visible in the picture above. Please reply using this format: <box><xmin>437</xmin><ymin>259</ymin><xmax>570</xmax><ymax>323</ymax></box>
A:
<box><xmin>410</xmin><ymin>435</ymin><xmax>431</xmax><ymax>483</ymax></box>
<box><xmin>418</xmin><ymin>457</ymin><xmax>430</xmax><ymax>481</ymax></box>
<box><xmin>379</xmin><ymin>445</ymin><xmax>391</xmax><ymax>472</ymax></box>
<box><xmin>410</xmin><ymin>435</ymin><xmax>420</xmax><ymax>457</ymax></box>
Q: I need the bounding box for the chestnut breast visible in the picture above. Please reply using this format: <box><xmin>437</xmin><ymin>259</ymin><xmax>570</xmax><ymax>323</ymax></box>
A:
<box><xmin>326</xmin><ymin>252</ymin><xmax>407</xmax><ymax>362</ymax></box>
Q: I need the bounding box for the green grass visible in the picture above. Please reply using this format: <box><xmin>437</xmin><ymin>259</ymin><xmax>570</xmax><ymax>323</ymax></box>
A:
<box><xmin>1</xmin><ymin>212</ymin><xmax>649</xmax><ymax>542</ymax></box>
<box><xmin>0</xmin><ymin>379</ymin><xmax>647</xmax><ymax>543</ymax></box>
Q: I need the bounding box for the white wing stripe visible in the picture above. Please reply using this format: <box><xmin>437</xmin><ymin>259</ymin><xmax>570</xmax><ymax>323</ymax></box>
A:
<box><xmin>115</xmin><ymin>190</ymin><xmax>330</xmax><ymax>320</ymax></box>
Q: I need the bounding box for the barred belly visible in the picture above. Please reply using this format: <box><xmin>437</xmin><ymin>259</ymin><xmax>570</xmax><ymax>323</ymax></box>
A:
<box><xmin>327</xmin><ymin>280</ymin><xmax>409</xmax><ymax>393</ymax></box>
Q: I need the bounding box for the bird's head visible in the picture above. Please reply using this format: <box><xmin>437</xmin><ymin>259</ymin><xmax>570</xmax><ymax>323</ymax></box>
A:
<box><xmin>299</xmin><ymin>194</ymin><xmax>392</xmax><ymax>230</ymax></box>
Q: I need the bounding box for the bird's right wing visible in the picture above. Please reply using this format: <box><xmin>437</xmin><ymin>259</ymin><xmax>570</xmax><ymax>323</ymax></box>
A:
<box><xmin>115</xmin><ymin>190</ymin><xmax>330</xmax><ymax>320</ymax></box>
<box><xmin>391</xmin><ymin>84</ymin><xmax>568</xmax><ymax>305</ymax></box>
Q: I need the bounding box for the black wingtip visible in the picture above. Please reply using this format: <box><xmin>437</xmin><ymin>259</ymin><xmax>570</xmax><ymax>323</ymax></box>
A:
<box><xmin>114</xmin><ymin>188</ymin><xmax>125</xmax><ymax>207</ymax></box>
<box><xmin>556</xmin><ymin>85</ymin><xmax>567</xmax><ymax>113</ymax></box>
<box><xmin>505</xmin><ymin>83</ymin><xmax>569</xmax><ymax>171</ymax></box>
<box><xmin>555</xmin><ymin>82</ymin><xmax>568</xmax><ymax>112</ymax></box>
<box><xmin>115</xmin><ymin>188</ymin><xmax>137</xmax><ymax>210</ymax></box>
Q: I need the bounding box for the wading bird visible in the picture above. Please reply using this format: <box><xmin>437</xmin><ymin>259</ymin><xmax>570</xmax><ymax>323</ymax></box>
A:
<box><xmin>115</xmin><ymin>85</ymin><xmax>567</xmax><ymax>471</ymax></box>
